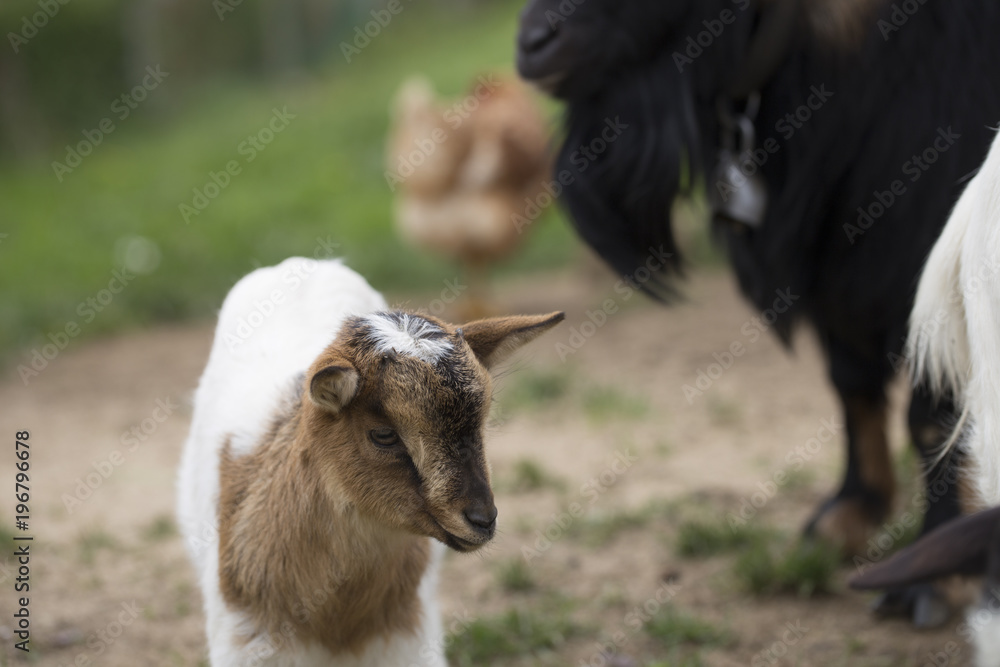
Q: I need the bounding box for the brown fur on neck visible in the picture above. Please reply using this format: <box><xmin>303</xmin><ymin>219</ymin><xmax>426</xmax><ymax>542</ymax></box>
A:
<box><xmin>217</xmin><ymin>393</ymin><xmax>431</xmax><ymax>655</ymax></box>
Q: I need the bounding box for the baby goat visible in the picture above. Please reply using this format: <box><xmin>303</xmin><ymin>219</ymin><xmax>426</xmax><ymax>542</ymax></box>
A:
<box><xmin>852</xmin><ymin>133</ymin><xmax>1000</xmax><ymax>666</ymax></box>
<box><xmin>178</xmin><ymin>257</ymin><xmax>563</xmax><ymax>666</ymax></box>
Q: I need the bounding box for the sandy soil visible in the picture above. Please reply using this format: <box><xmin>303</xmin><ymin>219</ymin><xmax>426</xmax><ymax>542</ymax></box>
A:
<box><xmin>0</xmin><ymin>266</ymin><xmax>979</xmax><ymax>667</ymax></box>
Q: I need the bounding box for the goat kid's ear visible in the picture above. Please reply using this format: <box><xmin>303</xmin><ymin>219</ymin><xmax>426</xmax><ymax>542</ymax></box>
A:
<box><xmin>460</xmin><ymin>312</ymin><xmax>565</xmax><ymax>370</ymax></box>
<box><xmin>309</xmin><ymin>364</ymin><xmax>359</xmax><ymax>414</ymax></box>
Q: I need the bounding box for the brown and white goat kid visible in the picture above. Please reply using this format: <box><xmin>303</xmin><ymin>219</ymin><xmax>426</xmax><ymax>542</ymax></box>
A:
<box><xmin>852</xmin><ymin>133</ymin><xmax>1000</xmax><ymax>667</ymax></box>
<box><xmin>177</xmin><ymin>257</ymin><xmax>563</xmax><ymax>666</ymax></box>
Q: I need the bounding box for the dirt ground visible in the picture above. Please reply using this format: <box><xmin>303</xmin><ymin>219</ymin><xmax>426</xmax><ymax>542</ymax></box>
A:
<box><xmin>0</xmin><ymin>265</ymin><xmax>981</xmax><ymax>666</ymax></box>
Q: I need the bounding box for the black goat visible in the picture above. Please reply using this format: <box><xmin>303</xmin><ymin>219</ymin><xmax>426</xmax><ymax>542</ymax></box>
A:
<box><xmin>517</xmin><ymin>0</ymin><xmax>1000</xmax><ymax>625</ymax></box>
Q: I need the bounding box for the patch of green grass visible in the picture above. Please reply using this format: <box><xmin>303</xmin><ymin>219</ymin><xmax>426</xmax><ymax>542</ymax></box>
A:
<box><xmin>500</xmin><ymin>368</ymin><xmax>573</xmax><ymax>414</ymax></box>
<box><xmin>506</xmin><ymin>458</ymin><xmax>566</xmax><ymax>493</ymax></box>
<box><xmin>734</xmin><ymin>540</ymin><xmax>840</xmax><ymax>597</ymax></box>
<box><xmin>644</xmin><ymin>607</ymin><xmax>732</xmax><ymax>648</ymax></box>
<box><xmin>706</xmin><ymin>396</ymin><xmax>742</xmax><ymax>427</ymax></box>
<box><xmin>782</xmin><ymin>466</ymin><xmax>816</xmax><ymax>492</ymax></box>
<box><xmin>675</xmin><ymin>518</ymin><xmax>772</xmax><ymax>558</ymax></box>
<box><xmin>173</xmin><ymin>580</ymin><xmax>195</xmax><ymax>618</ymax></box>
<box><xmin>671</xmin><ymin>193</ymin><xmax>724</xmax><ymax>271</ymax></box>
<box><xmin>446</xmin><ymin>605</ymin><xmax>584</xmax><ymax>666</ymax></box>
<box><xmin>596</xmin><ymin>584</ymin><xmax>627</xmax><ymax>610</ymax></box>
<box><xmin>568</xmin><ymin>502</ymin><xmax>670</xmax><ymax>547</ymax></box>
<box><xmin>175</xmin><ymin>598</ymin><xmax>192</xmax><ymax>618</ymax></box>
<box><xmin>77</xmin><ymin>526</ymin><xmax>117</xmax><ymax>564</ymax></box>
<box><xmin>891</xmin><ymin>515</ymin><xmax>922</xmax><ymax>552</ymax></box>
<box><xmin>646</xmin><ymin>657</ymin><xmax>705</xmax><ymax>667</ymax></box>
<box><xmin>496</xmin><ymin>558</ymin><xmax>536</xmax><ymax>593</ymax></box>
<box><xmin>141</xmin><ymin>514</ymin><xmax>177</xmax><ymax>542</ymax></box>
<box><xmin>512</xmin><ymin>515</ymin><xmax>536</xmax><ymax>534</ymax></box>
<box><xmin>894</xmin><ymin>445</ymin><xmax>921</xmax><ymax>496</ymax></box>
<box><xmin>653</xmin><ymin>439</ymin><xmax>674</xmax><ymax>457</ymax></box>
<box><xmin>581</xmin><ymin>385</ymin><xmax>650</xmax><ymax>423</ymax></box>
<box><xmin>0</xmin><ymin>519</ymin><xmax>15</xmax><ymax>546</ymax></box>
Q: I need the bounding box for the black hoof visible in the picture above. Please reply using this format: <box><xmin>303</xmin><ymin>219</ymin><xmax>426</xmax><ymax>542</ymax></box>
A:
<box><xmin>871</xmin><ymin>583</ymin><xmax>952</xmax><ymax>629</ymax></box>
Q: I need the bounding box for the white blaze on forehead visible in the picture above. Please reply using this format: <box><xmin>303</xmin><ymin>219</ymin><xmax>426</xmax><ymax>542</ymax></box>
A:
<box><xmin>364</xmin><ymin>312</ymin><xmax>453</xmax><ymax>364</ymax></box>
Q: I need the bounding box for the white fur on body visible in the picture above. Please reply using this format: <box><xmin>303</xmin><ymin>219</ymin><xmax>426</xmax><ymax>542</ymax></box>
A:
<box><xmin>910</xmin><ymin>134</ymin><xmax>1000</xmax><ymax>507</ymax></box>
<box><xmin>177</xmin><ymin>258</ymin><xmax>447</xmax><ymax>667</ymax></box>
<box><xmin>910</xmin><ymin>134</ymin><xmax>1000</xmax><ymax>667</ymax></box>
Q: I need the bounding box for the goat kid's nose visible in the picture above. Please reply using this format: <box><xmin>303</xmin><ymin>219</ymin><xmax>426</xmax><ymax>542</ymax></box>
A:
<box><xmin>464</xmin><ymin>503</ymin><xmax>498</xmax><ymax>533</ymax></box>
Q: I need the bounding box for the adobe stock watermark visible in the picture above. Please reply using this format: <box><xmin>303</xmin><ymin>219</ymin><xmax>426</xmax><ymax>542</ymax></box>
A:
<box><xmin>213</xmin><ymin>0</ymin><xmax>247</xmax><ymax>21</ymax></box>
<box><xmin>223</xmin><ymin>237</ymin><xmax>340</xmax><ymax>351</ymax></box>
<box><xmin>17</xmin><ymin>266</ymin><xmax>138</xmax><ymax>386</ymax></box>
<box><xmin>843</xmin><ymin>126</ymin><xmax>960</xmax><ymax>244</ymax></box>
<box><xmin>539</xmin><ymin>0</ymin><xmax>587</xmax><ymax>29</ymax></box>
<box><xmin>61</xmin><ymin>397</ymin><xmax>179</xmax><ymax>514</ymax></box>
<box><xmin>7</xmin><ymin>0</ymin><xmax>71</xmax><ymax>54</ymax></box>
<box><xmin>878</xmin><ymin>0</ymin><xmax>929</xmax><ymax>41</ymax></box>
<box><xmin>682</xmin><ymin>287</ymin><xmax>799</xmax><ymax>404</ymax></box>
<box><xmin>554</xmin><ymin>245</ymin><xmax>673</xmax><ymax>362</ymax></box>
<box><xmin>726</xmin><ymin>416</ymin><xmax>842</xmax><ymax>529</ymax></box>
<box><xmin>179</xmin><ymin>106</ymin><xmax>296</xmax><ymax>224</ymax></box>
<box><xmin>713</xmin><ymin>84</ymin><xmax>834</xmax><ymax>206</ymax></box>
<box><xmin>241</xmin><ymin>623</ymin><xmax>297</xmax><ymax>667</ymax></box>
<box><xmin>750</xmin><ymin>620</ymin><xmax>810</xmax><ymax>667</ymax></box>
<box><xmin>890</xmin><ymin>255</ymin><xmax>1000</xmax><ymax>372</ymax></box>
<box><xmin>520</xmin><ymin>448</ymin><xmax>639</xmax><ymax>562</ymax></box>
<box><xmin>913</xmin><ymin>588</ymin><xmax>1000</xmax><ymax>667</ymax></box>
<box><xmin>404</xmin><ymin>609</ymin><xmax>475</xmax><ymax>667</ymax></box>
<box><xmin>578</xmin><ymin>580</ymin><xmax>682</xmax><ymax>667</ymax></box>
<box><xmin>512</xmin><ymin>116</ymin><xmax>630</xmax><ymax>234</ymax></box>
<box><xmin>957</xmin><ymin>589</ymin><xmax>1000</xmax><ymax>662</ymax></box>
<box><xmin>340</xmin><ymin>0</ymin><xmax>413</xmax><ymax>63</ymax></box>
<box><xmin>853</xmin><ymin>465</ymin><xmax>961</xmax><ymax>575</ymax></box>
<box><xmin>672</xmin><ymin>0</ymin><xmax>752</xmax><ymax>73</ymax></box>
<box><xmin>53</xmin><ymin>600</ymin><xmax>144</xmax><ymax>667</ymax></box>
<box><xmin>51</xmin><ymin>65</ymin><xmax>170</xmax><ymax>182</ymax></box>
<box><xmin>385</xmin><ymin>74</ymin><xmax>502</xmax><ymax>191</ymax></box>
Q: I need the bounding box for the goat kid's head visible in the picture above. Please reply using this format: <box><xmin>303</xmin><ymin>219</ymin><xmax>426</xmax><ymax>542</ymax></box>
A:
<box><xmin>304</xmin><ymin>310</ymin><xmax>564</xmax><ymax>552</ymax></box>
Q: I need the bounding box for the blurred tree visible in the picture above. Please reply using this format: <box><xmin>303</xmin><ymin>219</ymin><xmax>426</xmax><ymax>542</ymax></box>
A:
<box><xmin>0</xmin><ymin>0</ymin><xmax>487</xmax><ymax>158</ymax></box>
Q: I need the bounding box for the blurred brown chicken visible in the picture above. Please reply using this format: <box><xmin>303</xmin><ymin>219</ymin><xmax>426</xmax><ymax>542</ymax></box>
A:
<box><xmin>386</xmin><ymin>73</ymin><xmax>550</xmax><ymax>318</ymax></box>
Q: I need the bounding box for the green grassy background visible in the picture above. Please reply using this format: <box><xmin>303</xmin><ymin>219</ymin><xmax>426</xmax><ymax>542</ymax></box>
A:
<box><xmin>0</xmin><ymin>0</ymin><xmax>579</xmax><ymax>363</ymax></box>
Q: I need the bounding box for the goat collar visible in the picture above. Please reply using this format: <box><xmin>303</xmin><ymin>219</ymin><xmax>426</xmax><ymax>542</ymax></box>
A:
<box><xmin>728</xmin><ymin>0</ymin><xmax>802</xmax><ymax>100</ymax></box>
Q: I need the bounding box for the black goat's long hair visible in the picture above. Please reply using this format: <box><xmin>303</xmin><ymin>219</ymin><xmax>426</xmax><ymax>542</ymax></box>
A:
<box><xmin>556</xmin><ymin>51</ymin><xmax>700</xmax><ymax>297</ymax></box>
<box><xmin>543</xmin><ymin>1</ymin><xmax>1000</xmax><ymax>341</ymax></box>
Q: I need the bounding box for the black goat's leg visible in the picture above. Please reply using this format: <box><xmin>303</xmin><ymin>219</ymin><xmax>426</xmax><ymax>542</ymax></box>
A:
<box><xmin>907</xmin><ymin>385</ymin><xmax>966</xmax><ymax>534</ymax></box>
<box><xmin>805</xmin><ymin>339</ymin><xmax>895</xmax><ymax>557</ymax></box>
<box><xmin>869</xmin><ymin>384</ymin><xmax>967</xmax><ymax>627</ymax></box>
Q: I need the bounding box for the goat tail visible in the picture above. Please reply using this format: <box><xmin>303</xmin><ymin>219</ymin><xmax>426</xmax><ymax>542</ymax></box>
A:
<box><xmin>907</xmin><ymin>176</ymin><xmax>975</xmax><ymax>400</ymax></box>
<box><xmin>908</xmin><ymin>130</ymin><xmax>1000</xmax><ymax>505</ymax></box>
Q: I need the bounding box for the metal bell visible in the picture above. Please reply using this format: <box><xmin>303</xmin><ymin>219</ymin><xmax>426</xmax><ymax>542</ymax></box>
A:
<box><xmin>708</xmin><ymin>114</ymin><xmax>768</xmax><ymax>231</ymax></box>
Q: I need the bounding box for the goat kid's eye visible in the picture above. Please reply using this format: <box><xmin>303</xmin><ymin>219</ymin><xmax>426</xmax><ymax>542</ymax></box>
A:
<box><xmin>368</xmin><ymin>427</ymin><xmax>400</xmax><ymax>448</ymax></box>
